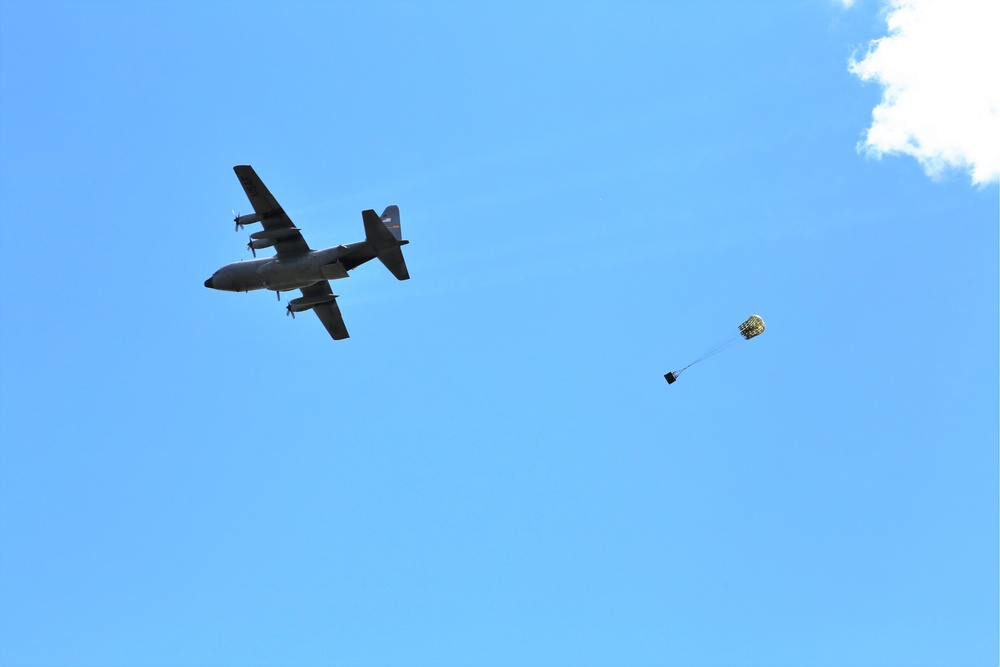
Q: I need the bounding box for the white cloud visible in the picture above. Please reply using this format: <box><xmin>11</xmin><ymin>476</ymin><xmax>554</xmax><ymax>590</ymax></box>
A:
<box><xmin>848</xmin><ymin>0</ymin><xmax>1000</xmax><ymax>185</ymax></box>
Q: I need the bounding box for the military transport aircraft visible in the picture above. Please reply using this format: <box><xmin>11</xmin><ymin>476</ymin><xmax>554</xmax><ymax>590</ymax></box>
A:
<box><xmin>204</xmin><ymin>165</ymin><xmax>409</xmax><ymax>340</ymax></box>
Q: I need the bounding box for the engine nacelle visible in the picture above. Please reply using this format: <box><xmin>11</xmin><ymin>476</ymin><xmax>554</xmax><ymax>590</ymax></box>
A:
<box><xmin>250</xmin><ymin>238</ymin><xmax>277</xmax><ymax>251</ymax></box>
<box><xmin>286</xmin><ymin>293</ymin><xmax>339</xmax><ymax>313</ymax></box>
<box><xmin>234</xmin><ymin>212</ymin><xmax>264</xmax><ymax>226</ymax></box>
<box><xmin>251</xmin><ymin>227</ymin><xmax>301</xmax><ymax>240</ymax></box>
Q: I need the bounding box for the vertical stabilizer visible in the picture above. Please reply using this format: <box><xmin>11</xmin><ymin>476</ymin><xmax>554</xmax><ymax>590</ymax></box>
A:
<box><xmin>380</xmin><ymin>205</ymin><xmax>403</xmax><ymax>242</ymax></box>
<box><xmin>362</xmin><ymin>207</ymin><xmax>409</xmax><ymax>281</ymax></box>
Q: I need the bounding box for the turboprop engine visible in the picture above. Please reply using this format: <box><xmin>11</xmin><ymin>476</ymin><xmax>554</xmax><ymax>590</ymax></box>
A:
<box><xmin>233</xmin><ymin>211</ymin><xmax>264</xmax><ymax>230</ymax></box>
<box><xmin>247</xmin><ymin>238</ymin><xmax>276</xmax><ymax>255</ymax></box>
<box><xmin>246</xmin><ymin>227</ymin><xmax>302</xmax><ymax>256</ymax></box>
<box><xmin>285</xmin><ymin>293</ymin><xmax>339</xmax><ymax>318</ymax></box>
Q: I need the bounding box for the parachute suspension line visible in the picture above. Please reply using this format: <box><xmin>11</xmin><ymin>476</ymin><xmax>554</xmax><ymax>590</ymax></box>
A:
<box><xmin>665</xmin><ymin>331</ymin><xmax>741</xmax><ymax>383</ymax></box>
<box><xmin>687</xmin><ymin>330</ymin><xmax>743</xmax><ymax>365</ymax></box>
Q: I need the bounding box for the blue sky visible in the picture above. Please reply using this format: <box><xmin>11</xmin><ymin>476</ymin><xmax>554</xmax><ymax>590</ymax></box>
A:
<box><xmin>1</xmin><ymin>1</ymin><xmax>996</xmax><ymax>665</ymax></box>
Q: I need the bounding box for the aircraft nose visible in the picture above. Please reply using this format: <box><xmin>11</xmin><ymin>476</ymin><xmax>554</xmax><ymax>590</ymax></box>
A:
<box><xmin>204</xmin><ymin>276</ymin><xmax>214</xmax><ymax>288</ymax></box>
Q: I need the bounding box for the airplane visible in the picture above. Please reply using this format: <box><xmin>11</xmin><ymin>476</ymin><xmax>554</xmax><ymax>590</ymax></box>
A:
<box><xmin>204</xmin><ymin>165</ymin><xmax>409</xmax><ymax>340</ymax></box>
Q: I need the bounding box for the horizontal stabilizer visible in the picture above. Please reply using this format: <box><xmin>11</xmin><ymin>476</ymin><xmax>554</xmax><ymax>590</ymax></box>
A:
<box><xmin>363</xmin><ymin>208</ymin><xmax>410</xmax><ymax>281</ymax></box>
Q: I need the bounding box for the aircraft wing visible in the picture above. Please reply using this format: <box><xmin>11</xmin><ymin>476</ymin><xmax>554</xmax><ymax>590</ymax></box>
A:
<box><xmin>300</xmin><ymin>281</ymin><xmax>349</xmax><ymax>340</ymax></box>
<box><xmin>233</xmin><ymin>165</ymin><xmax>310</xmax><ymax>257</ymax></box>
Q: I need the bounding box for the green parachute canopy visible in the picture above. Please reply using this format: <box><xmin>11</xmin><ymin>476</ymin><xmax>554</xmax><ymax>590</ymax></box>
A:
<box><xmin>664</xmin><ymin>314</ymin><xmax>766</xmax><ymax>384</ymax></box>
<box><xmin>739</xmin><ymin>314</ymin><xmax>765</xmax><ymax>340</ymax></box>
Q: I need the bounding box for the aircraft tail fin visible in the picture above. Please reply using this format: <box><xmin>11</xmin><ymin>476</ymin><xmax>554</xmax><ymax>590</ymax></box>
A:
<box><xmin>379</xmin><ymin>205</ymin><xmax>403</xmax><ymax>242</ymax></box>
<box><xmin>363</xmin><ymin>206</ymin><xmax>409</xmax><ymax>281</ymax></box>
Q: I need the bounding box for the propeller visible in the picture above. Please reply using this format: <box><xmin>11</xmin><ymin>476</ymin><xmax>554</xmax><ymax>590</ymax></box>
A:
<box><xmin>233</xmin><ymin>210</ymin><xmax>243</xmax><ymax>232</ymax></box>
<box><xmin>286</xmin><ymin>304</ymin><xmax>296</xmax><ymax>319</ymax></box>
<box><xmin>246</xmin><ymin>236</ymin><xmax>256</xmax><ymax>257</ymax></box>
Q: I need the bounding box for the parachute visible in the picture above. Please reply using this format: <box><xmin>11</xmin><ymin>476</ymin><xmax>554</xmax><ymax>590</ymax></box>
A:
<box><xmin>738</xmin><ymin>314</ymin><xmax>765</xmax><ymax>340</ymax></box>
<box><xmin>664</xmin><ymin>314</ymin><xmax>765</xmax><ymax>384</ymax></box>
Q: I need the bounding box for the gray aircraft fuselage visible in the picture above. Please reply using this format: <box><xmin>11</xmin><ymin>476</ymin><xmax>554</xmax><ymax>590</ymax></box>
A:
<box><xmin>204</xmin><ymin>241</ymin><xmax>376</xmax><ymax>293</ymax></box>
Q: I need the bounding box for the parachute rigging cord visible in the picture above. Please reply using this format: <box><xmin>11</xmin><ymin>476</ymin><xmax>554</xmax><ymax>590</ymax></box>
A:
<box><xmin>664</xmin><ymin>314</ymin><xmax>765</xmax><ymax>384</ymax></box>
